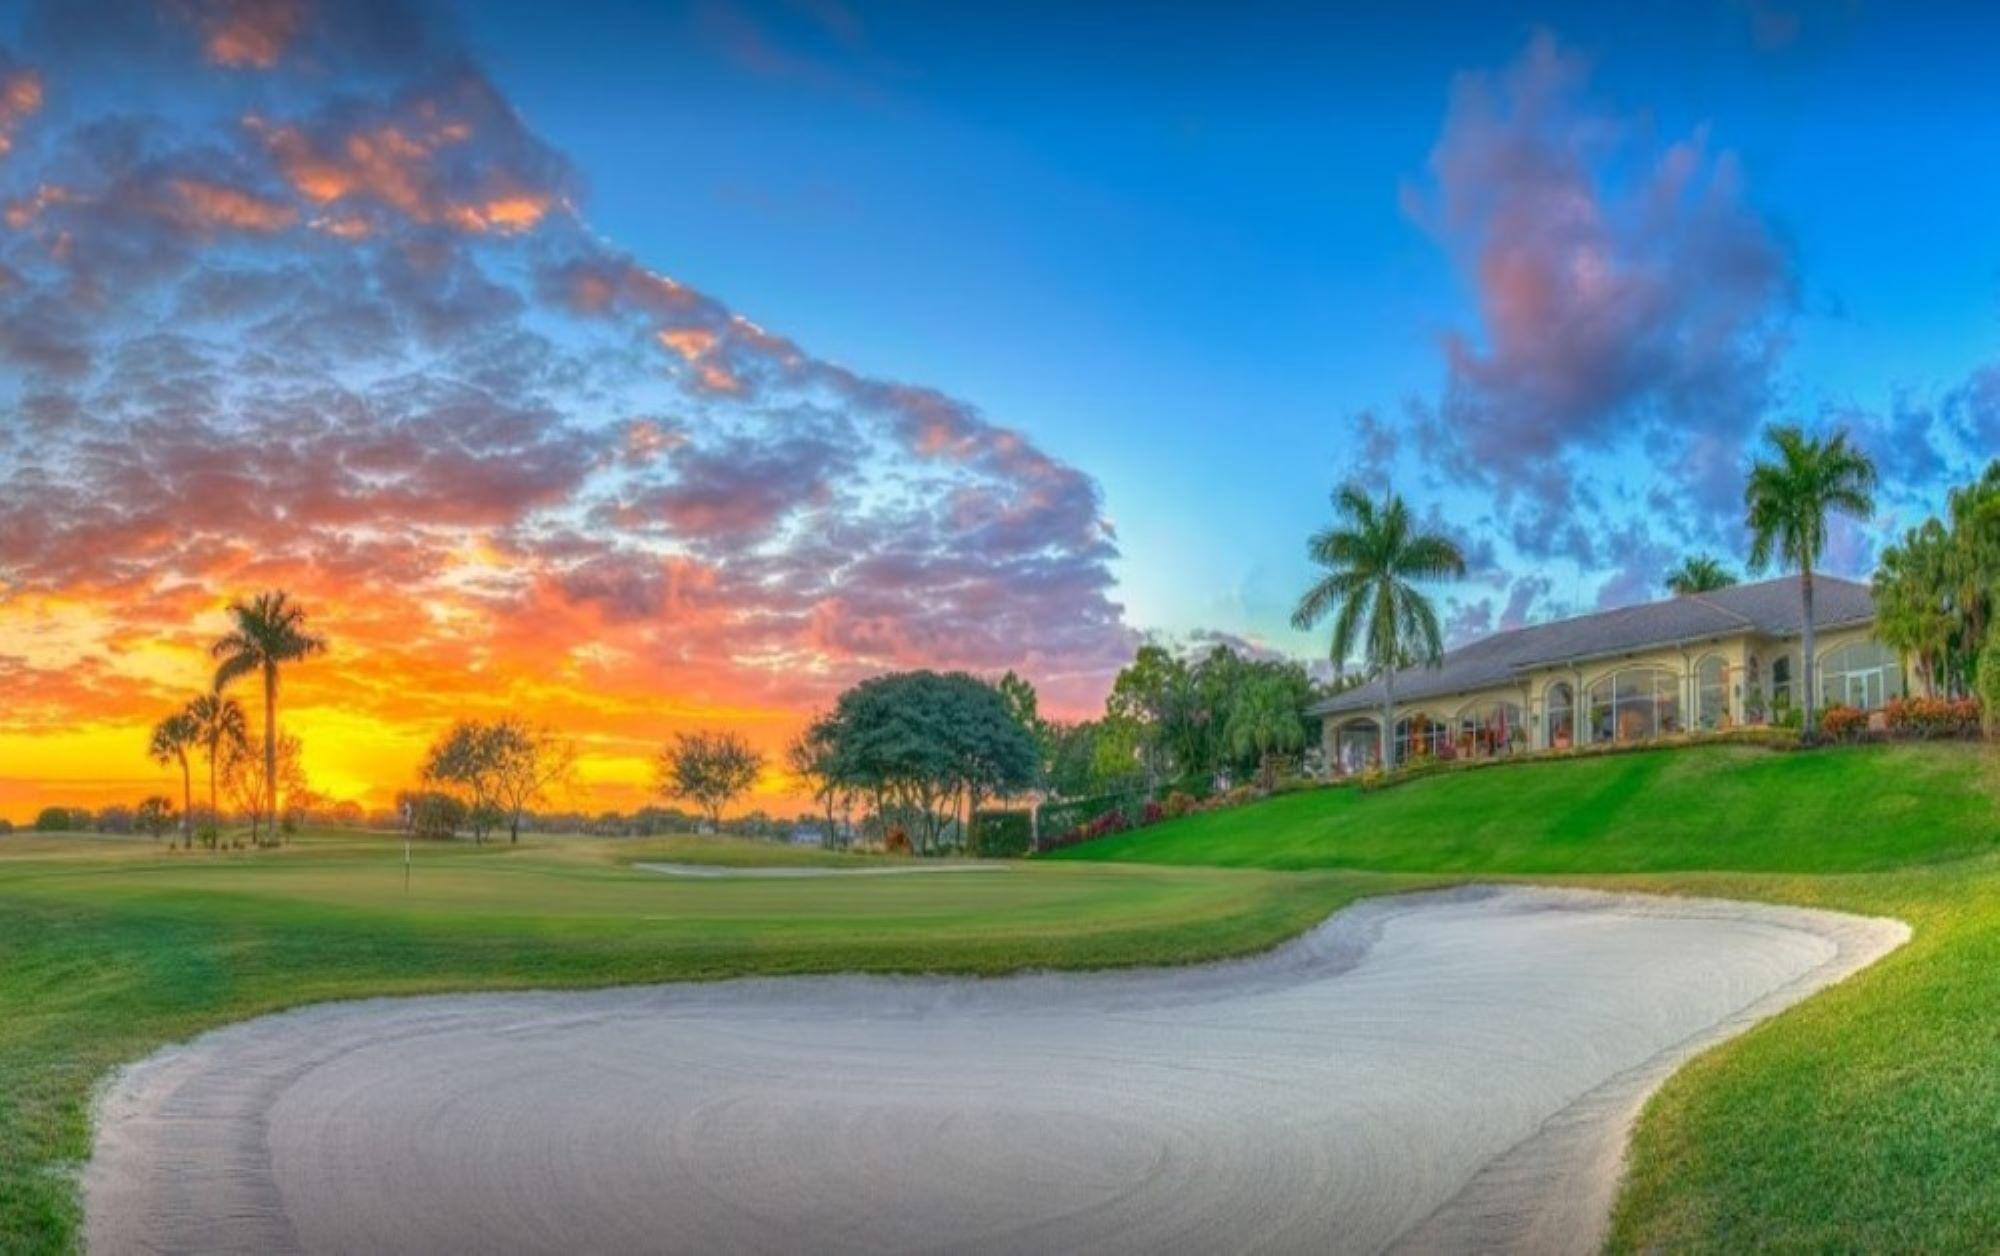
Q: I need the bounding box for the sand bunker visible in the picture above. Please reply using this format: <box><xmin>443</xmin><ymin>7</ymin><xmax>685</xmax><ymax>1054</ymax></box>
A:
<box><xmin>84</xmin><ymin>885</ymin><xmax>1904</xmax><ymax>1255</ymax></box>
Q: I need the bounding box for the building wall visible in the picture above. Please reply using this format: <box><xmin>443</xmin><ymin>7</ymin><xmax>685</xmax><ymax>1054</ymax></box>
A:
<box><xmin>1318</xmin><ymin>623</ymin><xmax>1893</xmax><ymax>772</ymax></box>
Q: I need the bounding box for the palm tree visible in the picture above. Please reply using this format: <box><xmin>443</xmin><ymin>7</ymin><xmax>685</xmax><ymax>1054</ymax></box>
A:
<box><xmin>1664</xmin><ymin>554</ymin><xmax>1737</xmax><ymax>596</ymax></box>
<box><xmin>212</xmin><ymin>591</ymin><xmax>326</xmax><ymax>835</ymax></box>
<box><xmin>1225</xmin><ymin>675</ymin><xmax>1306</xmax><ymax>791</ymax></box>
<box><xmin>1291</xmin><ymin>484</ymin><xmax>1466</xmax><ymax>774</ymax></box>
<box><xmin>185</xmin><ymin>692</ymin><xmax>248</xmax><ymax>834</ymax></box>
<box><xmin>1873</xmin><ymin>520</ymin><xmax>1958</xmax><ymax>697</ymax></box>
<box><xmin>148</xmin><ymin>712</ymin><xmax>198</xmax><ymax>846</ymax></box>
<box><xmin>1745</xmin><ymin>425</ymin><xmax>1877</xmax><ymax>738</ymax></box>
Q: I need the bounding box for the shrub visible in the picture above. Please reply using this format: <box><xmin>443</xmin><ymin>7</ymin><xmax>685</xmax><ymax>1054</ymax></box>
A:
<box><xmin>0</xmin><ymin>818</ymin><xmax>12</xmax><ymax>836</ymax></box>
<box><xmin>970</xmin><ymin>809</ymin><xmax>1032</xmax><ymax>858</ymax></box>
<box><xmin>1885</xmin><ymin>696</ymin><xmax>1983</xmax><ymax>740</ymax></box>
<box><xmin>1820</xmin><ymin>705</ymin><xmax>1867</xmax><ymax>742</ymax></box>
<box><xmin>883</xmin><ymin>825</ymin><xmax>911</xmax><ymax>855</ymax></box>
<box><xmin>1038</xmin><ymin>790</ymin><xmax>1143</xmax><ymax>846</ymax></box>
<box><xmin>33</xmin><ymin>807</ymin><xmax>71</xmax><ymax>832</ymax></box>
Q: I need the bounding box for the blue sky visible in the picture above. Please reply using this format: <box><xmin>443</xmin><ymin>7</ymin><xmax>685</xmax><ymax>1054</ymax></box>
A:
<box><xmin>464</xmin><ymin>0</ymin><xmax>2000</xmax><ymax>653</ymax></box>
<box><xmin>5</xmin><ymin>0</ymin><xmax>1999</xmax><ymax>816</ymax></box>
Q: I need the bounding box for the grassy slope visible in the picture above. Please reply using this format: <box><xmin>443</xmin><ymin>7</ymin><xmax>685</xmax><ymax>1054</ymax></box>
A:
<box><xmin>1055</xmin><ymin>743</ymin><xmax>2000</xmax><ymax>873</ymax></box>
<box><xmin>0</xmin><ymin>831</ymin><xmax>1391</xmax><ymax>1252</ymax></box>
<box><xmin>1062</xmin><ymin>742</ymin><xmax>2000</xmax><ymax>1251</ymax></box>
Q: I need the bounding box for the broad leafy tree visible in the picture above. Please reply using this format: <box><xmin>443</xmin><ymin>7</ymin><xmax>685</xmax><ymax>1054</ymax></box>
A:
<box><xmin>1106</xmin><ymin>645</ymin><xmax>1200</xmax><ymax>785</ymax></box>
<box><xmin>815</xmin><ymin>671</ymin><xmax>1038</xmax><ymax>852</ymax></box>
<box><xmin>1664</xmin><ymin>554</ymin><xmax>1737</xmax><ymax>596</ymax></box>
<box><xmin>1290</xmin><ymin>484</ymin><xmax>1466</xmax><ymax>774</ymax></box>
<box><xmin>1745</xmin><ymin>425</ymin><xmax>1877</xmax><ymax>737</ymax></box>
<box><xmin>147</xmin><ymin>711</ymin><xmax>198</xmax><ymax>844</ymax></box>
<box><xmin>421</xmin><ymin>719</ymin><xmax>566</xmax><ymax>843</ymax></box>
<box><xmin>212</xmin><ymin>591</ymin><xmax>326</xmax><ymax>835</ymax></box>
<box><xmin>135</xmin><ymin>795</ymin><xmax>177</xmax><ymax>842</ymax></box>
<box><xmin>657</xmin><ymin>730</ymin><xmax>765</xmax><ymax>831</ymax></box>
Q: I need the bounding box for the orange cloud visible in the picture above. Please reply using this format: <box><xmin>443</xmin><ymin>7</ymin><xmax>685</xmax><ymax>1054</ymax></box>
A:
<box><xmin>168</xmin><ymin>178</ymin><xmax>299</xmax><ymax>232</ymax></box>
<box><xmin>199</xmin><ymin>0</ymin><xmax>307</xmax><ymax>69</ymax></box>
<box><xmin>249</xmin><ymin>77</ymin><xmax>563</xmax><ymax>237</ymax></box>
<box><xmin>0</xmin><ymin>66</ymin><xmax>42</xmax><ymax>156</ymax></box>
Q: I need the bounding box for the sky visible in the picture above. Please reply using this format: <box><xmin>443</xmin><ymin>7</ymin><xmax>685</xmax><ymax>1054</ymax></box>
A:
<box><xmin>1</xmin><ymin>0</ymin><xmax>1996</xmax><ymax>819</ymax></box>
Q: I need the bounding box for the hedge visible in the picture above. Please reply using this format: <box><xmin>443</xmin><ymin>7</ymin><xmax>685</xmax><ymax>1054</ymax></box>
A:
<box><xmin>1036</xmin><ymin>789</ymin><xmax>1148</xmax><ymax>848</ymax></box>
<box><xmin>970</xmin><ymin>809</ymin><xmax>1033</xmax><ymax>858</ymax></box>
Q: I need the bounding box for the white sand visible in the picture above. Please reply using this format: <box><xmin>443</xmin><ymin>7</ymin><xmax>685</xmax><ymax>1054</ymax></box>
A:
<box><xmin>83</xmin><ymin>885</ymin><xmax>1905</xmax><ymax>1256</ymax></box>
<box><xmin>633</xmin><ymin>861</ymin><xmax>1008</xmax><ymax>879</ymax></box>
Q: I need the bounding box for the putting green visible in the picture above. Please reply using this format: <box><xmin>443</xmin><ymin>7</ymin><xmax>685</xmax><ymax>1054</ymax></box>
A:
<box><xmin>0</xmin><ymin>829</ymin><xmax>1395</xmax><ymax>1254</ymax></box>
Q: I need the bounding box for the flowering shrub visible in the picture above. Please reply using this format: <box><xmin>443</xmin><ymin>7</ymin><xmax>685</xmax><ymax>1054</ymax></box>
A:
<box><xmin>1141</xmin><ymin>800</ymin><xmax>1164</xmax><ymax>825</ymax></box>
<box><xmin>1819</xmin><ymin>704</ymin><xmax>1867</xmax><ymax>742</ymax></box>
<box><xmin>1079</xmin><ymin>809</ymin><xmax>1127</xmax><ymax>840</ymax></box>
<box><xmin>1884</xmin><ymin>696</ymin><xmax>1983</xmax><ymax>740</ymax></box>
<box><xmin>1162</xmin><ymin>790</ymin><xmax>1198</xmax><ymax>819</ymax></box>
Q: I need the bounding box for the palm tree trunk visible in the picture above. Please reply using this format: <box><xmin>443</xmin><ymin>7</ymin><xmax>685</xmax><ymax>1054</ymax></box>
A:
<box><xmin>1380</xmin><ymin>668</ymin><xmax>1396</xmax><ymax>776</ymax></box>
<box><xmin>207</xmin><ymin>739</ymin><xmax>218</xmax><ymax>836</ymax></box>
<box><xmin>263</xmin><ymin>661</ymin><xmax>278</xmax><ymax>844</ymax></box>
<box><xmin>1800</xmin><ymin>565</ymin><xmax>1817</xmax><ymax>740</ymax></box>
<box><xmin>179</xmin><ymin>751</ymin><xmax>193</xmax><ymax>846</ymax></box>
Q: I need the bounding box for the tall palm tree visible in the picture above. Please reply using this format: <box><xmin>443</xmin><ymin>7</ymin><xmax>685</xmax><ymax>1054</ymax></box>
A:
<box><xmin>1291</xmin><ymin>484</ymin><xmax>1466</xmax><ymax>774</ymax></box>
<box><xmin>1664</xmin><ymin>554</ymin><xmax>1737</xmax><ymax>596</ymax></box>
<box><xmin>212</xmin><ymin>591</ymin><xmax>326</xmax><ymax>834</ymax></box>
<box><xmin>1745</xmin><ymin>425</ymin><xmax>1877</xmax><ymax>738</ymax></box>
<box><xmin>185</xmin><ymin>691</ymin><xmax>248</xmax><ymax>833</ymax></box>
<box><xmin>148</xmin><ymin>712</ymin><xmax>198</xmax><ymax>846</ymax></box>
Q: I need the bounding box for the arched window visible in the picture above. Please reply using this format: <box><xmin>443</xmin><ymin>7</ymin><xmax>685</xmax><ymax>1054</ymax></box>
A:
<box><xmin>1545</xmin><ymin>682</ymin><xmax>1575</xmax><ymax>749</ymax></box>
<box><xmin>1819</xmin><ymin>640</ymin><xmax>1904</xmax><ymax>711</ymax></box>
<box><xmin>1586</xmin><ymin>668</ymin><xmax>1681</xmax><ymax>744</ymax></box>
<box><xmin>1393</xmin><ymin>713</ymin><xmax>1446</xmax><ymax>765</ymax></box>
<box><xmin>1457</xmin><ymin>700</ymin><xmax>1524</xmax><ymax>758</ymax></box>
<box><xmin>1771</xmin><ymin>654</ymin><xmax>1793</xmax><ymax>714</ymax></box>
<box><xmin>1696</xmin><ymin>655</ymin><xmax>1728</xmax><ymax>730</ymax></box>
<box><xmin>1334</xmin><ymin>719</ymin><xmax>1380</xmax><ymax>775</ymax></box>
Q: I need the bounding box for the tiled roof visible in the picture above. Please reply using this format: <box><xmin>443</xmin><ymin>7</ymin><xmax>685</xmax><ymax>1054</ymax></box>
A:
<box><xmin>1308</xmin><ymin>574</ymin><xmax>1875</xmax><ymax>716</ymax></box>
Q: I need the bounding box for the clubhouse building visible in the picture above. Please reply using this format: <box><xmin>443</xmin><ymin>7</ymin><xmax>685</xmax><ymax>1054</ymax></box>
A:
<box><xmin>1308</xmin><ymin>574</ymin><xmax>1901</xmax><ymax>774</ymax></box>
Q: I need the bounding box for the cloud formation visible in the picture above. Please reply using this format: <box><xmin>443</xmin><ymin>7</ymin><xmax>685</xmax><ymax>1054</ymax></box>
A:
<box><xmin>0</xmin><ymin>0</ymin><xmax>1133</xmax><ymax>813</ymax></box>
<box><xmin>1408</xmin><ymin>32</ymin><xmax>1792</xmax><ymax>508</ymax></box>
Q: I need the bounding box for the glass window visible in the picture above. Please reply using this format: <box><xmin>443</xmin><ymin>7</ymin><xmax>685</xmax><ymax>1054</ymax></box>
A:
<box><xmin>1586</xmin><ymin>668</ymin><xmax>1682</xmax><ymax>743</ymax></box>
<box><xmin>1393</xmin><ymin>714</ymin><xmax>1446</xmax><ymax>765</ymax></box>
<box><xmin>1545</xmin><ymin>682</ymin><xmax>1575</xmax><ymax>749</ymax></box>
<box><xmin>1334</xmin><ymin>721</ymin><xmax>1380</xmax><ymax>775</ymax></box>
<box><xmin>1696</xmin><ymin>655</ymin><xmax>1727</xmax><ymax>730</ymax></box>
<box><xmin>1771</xmin><ymin>655</ymin><xmax>1792</xmax><ymax>714</ymax></box>
<box><xmin>1457</xmin><ymin>701</ymin><xmax>1524</xmax><ymax>758</ymax></box>
<box><xmin>1818</xmin><ymin>641</ymin><xmax>1904</xmax><ymax>711</ymax></box>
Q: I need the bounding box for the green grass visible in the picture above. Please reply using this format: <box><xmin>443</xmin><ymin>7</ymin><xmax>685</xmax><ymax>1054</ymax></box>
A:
<box><xmin>12</xmin><ymin>742</ymin><xmax>2000</xmax><ymax>1252</ymax></box>
<box><xmin>1054</xmin><ymin>742</ymin><xmax>2000</xmax><ymax>873</ymax></box>
<box><xmin>1062</xmin><ymin>741</ymin><xmax>2000</xmax><ymax>1251</ymax></box>
<box><xmin>0</xmin><ymin>829</ymin><xmax>1391</xmax><ymax>1253</ymax></box>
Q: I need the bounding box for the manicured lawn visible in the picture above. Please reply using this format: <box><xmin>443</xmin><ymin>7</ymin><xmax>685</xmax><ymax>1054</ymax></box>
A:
<box><xmin>12</xmin><ymin>742</ymin><xmax>2000</xmax><ymax>1253</ymax></box>
<box><xmin>1063</xmin><ymin>740</ymin><xmax>2000</xmax><ymax>1251</ymax></box>
<box><xmin>1054</xmin><ymin>743</ymin><xmax>2000</xmax><ymax>872</ymax></box>
<box><xmin>0</xmin><ymin>829</ymin><xmax>1388</xmax><ymax>1253</ymax></box>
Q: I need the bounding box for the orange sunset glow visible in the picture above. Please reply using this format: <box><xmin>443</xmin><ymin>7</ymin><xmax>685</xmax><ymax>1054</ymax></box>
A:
<box><xmin>0</xmin><ymin>0</ymin><xmax>1134</xmax><ymax>824</ymax></box>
